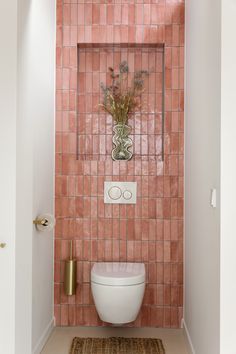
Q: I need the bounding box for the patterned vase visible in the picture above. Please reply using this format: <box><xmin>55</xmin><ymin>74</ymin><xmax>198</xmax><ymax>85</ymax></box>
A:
<box><xmin>111</xmin><ymin>124</ymin><xmax>133</xmax><ymax>161</ymax></box>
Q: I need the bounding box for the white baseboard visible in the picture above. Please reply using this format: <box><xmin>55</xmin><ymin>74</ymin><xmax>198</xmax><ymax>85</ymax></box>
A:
<box><xmin>32</xmin><ymin>317</ymin><xmax>55</xmax><ymax>354</ymax></box>
<box><xmin>182</xmin><ymin>319</ymin><xmax>195</xmax><ymax>354</ymax></box>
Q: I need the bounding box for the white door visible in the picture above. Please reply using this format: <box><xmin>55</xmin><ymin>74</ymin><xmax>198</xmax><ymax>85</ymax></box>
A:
<box><xmin>0</xmin><ymin>0</ymin><xmax>18</xmax><ymax>351</ymax></box>
<box><xmin>0</xmin><ymin>0</ymin><xmax>18</xmax><ymax>352</ymax></box>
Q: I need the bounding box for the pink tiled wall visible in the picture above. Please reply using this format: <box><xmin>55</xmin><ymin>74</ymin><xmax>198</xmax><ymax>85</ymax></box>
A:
<box><xmin>55</xmin><ymin>0</ymin><xmax>184</xmax><ymax>328</ymax></box>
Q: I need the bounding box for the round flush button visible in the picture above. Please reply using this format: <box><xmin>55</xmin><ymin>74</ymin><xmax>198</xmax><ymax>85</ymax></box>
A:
<box><xmin>123</xmin><ymin>190</ymin><xmax>132</xmax><ymax>200</ymax></box>
<box><xmin>108</xmin><ymin>186</ymin><xmax>122</xmax><ymax>200</ymax></box>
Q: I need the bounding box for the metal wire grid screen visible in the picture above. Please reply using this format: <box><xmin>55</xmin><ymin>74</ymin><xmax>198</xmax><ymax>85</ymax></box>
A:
<box><xmin>77</xmin><ymin>44</ymin><xmax>165</xmax><ymax>161</ymax></box>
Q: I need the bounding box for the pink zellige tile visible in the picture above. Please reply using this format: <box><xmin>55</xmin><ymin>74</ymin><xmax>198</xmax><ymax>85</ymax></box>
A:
<box><xmin>171</xmin><ymin>263</ymin><xmax>178</xmax><ymax>285</ymax></box>
<box><xmin>92</xmin><ymin>26</ymin><xmax>101</xmax><ymax>43</ymax></box>
<box><xmin>75</xmin><ymin>197</ymin><xmax>84</xmax><ymax>218</ymax></box>
<box><xmin>121</xmin><ymin>26</ymin><xmax>129</xmax><ymax>43</ymax></box>
<box><xmin>54</xmin><ymin>283</ymin><xmax>60</xmax><ymax>305</ymax></box>
<box><xmin>57</xmin><ymin>0</ymin><xmax>62</xmax><ymax>26</ymax></box>
<box><xmin>141</xmin><ymin>220</ymin><xmax>149</xmax><ymax>241</ymax></box>
<box><xmin>83</xmin><ymin>219</ymin><xmax>91</xmax><ymax>239</ymax></box>
<box><xmin>142</xmin><ymin>199</ymin><xmax>149</xmax><ymax>218</ymax></box>
<box><xmin>114</xmin><ymin>26</ymin><xmax>121</xmax><ymax>43</ymax></box>
<box><xmin>68</xmin><ymin>305</ymin><xmax>76</xmax><ymax>326</ymax></box>
<box><xmin>113</xmin><ymin>219</ymin><xmax>119</xmax><ymax>239</ymax></box>
<box><xmin>136</xmin><ymin>26</ymin><xmax>143</xmax><ymax>43</ymax></box>
<box><xmin>56</xmin><ymin>23</ymin><xmax>62</xmax><ymax>45</ymax></box>
<box><xmin>76</xmin><ymin>306</ymin><xmax>83</xmax><ymax>326</ymax></box>
<box><xmin>122</xmin><ymin>4</ymin><xmax>129</xmax><ymax>25</ymax></box>
<box><xmin>149</xmin><ymin>220</ymin><xmax>156</xmax><ymax>241</ymax></box>
<box><xmin>170</xmin><ymin>220</ymin><xmax>178</xmax><ymax>241</ymax></box>
<box><xmin>54</xmin><ymin>306</ymin><xmax>61</xmax><ymax>326</ymax></box>
<box><xmin>134</xmin><ymin>241</ymin><xmax>142</xmax><ymax>262</ymax></box>
<box><xmin>148</xmin><ymin>199</ymin><xmax>156</xmax><ymax>219</ymax></box>
<box><xmin>148</xmin><ymin>263</ymin><xmax>157</xmax><ymax>284</ymax></box>
<box><xmin>120</xmin><ymin>220</ymin><xmax>126</xmax><ymax>240</ymax></box>
<box><xmin>148</xmin><ymin>241</ymin><xmax>156</xmax><ymax>262</ymax></box>
<box><xmin>104</xmin><ymin>240</ymin><xmax>112</xmax><ymax>261</ymax></box>
<box><xmin>156</xmin><ymin>242</ymin><xmax>164</xmax><ymax>262</ymax></box>
<box><xmin>141</xmin><ymin>306</ymin><xmax>150</xmax><ymax>327</ymax></box>
<box><xmin>171</xmin><ymin>198</ymin><xmax>178</xmax><ymax>218</ymax></box>
<box><xmin>77</xmin><ymin>4</ymin><xmax>84</xmax><ymax>25</ymax></box>
<box><xmin>164</xmin><ymin>285</ymin><xmax>171</xmax><ymax>306</ymax></box>
<box><xmin>91</xmin><ymin>198</ymin><xmax>97</xmax><ymax>218</ymax></box>
<box><xmin>100</xmin><ymin>4</ymin><xmax>106</xmax><ymax>25</ymax></box>
<box><xmin>128</xmin><ymin>26</ymin><xmax>135</xmax><ymax>43</ymax></box>
<box><xmin>170</xmin><ymin>176</ymin><xmax>178</xmax><ymax>197</ymax></box>
<box><xmin>114</xmin><ymin>4</ymin><xmax>121</xmax><ymax>25</ymax></box>
<box><xmin>143</xmin><ymin>4</ymin><xmax>151</xmax><ymax>25</ymax></box>
<box><xmin>84</xmin><ymin>4</ymin><xmax>92</xmax><ymax>26</ymax></box>
<box><xmin>119</xmin><ymin>241</ymin><xmax>127</xmax><ymax>261</ymax></box>
<box><xmin>141</xmin><ymin>242</ymin><xmax>148</xmax><ymax>262</ymax></box>
<box><xmin>127</xmin><ymin>204</ymin><xmax>135</xmax><ymax>219</ymax></box>
<box><xmin>134</xmin><ymin>219</ymin><xmax>142</xmax><ymax>240</ymax></box>
<box><xmin>91</xmin><ymin>220</ymin><xmax>98</xmax><ymax>239</ymax></box>
<box><xmin>71</xmin><ymin>4</ymin><xmax>77</xmax><ymax>26</ymax></box>
<box><xmin>163</xmin><ymin>198</ymin><xmax>171</xmax><ymax>219</ymax></box>
<box><xmin>128</xmin><ymin>4</ymin><xmax>135</xmax><ymax>25</ymax></box>
<box><xmin>113</xmin><ymin>240</ymin><xmax>120</xmax><ymax>261</ymax></box>
<box><xmin>178</xmin><ymin>307</ymin><xmax>183</xmax><ymax>328</ymax></box>
<box><xmin>92</xmin><ymin>4</ymin><xmax>100</xmax><ymax>25</ymax></box>
<box><xmin>164</xmin><ymin>220</ymin><xmax>171</xmax><ymax>240</ymax></box>
<box><xmin>98</xmin><ymin>240</ymin><xmax>105</xmax><ymax>261</ymax></box>
<box><xmin>171</xmin><ymin>307</ymin><xmax>178</xmax><ymax>328</ymax></box>
<box><xmin>156</xmin><ymin>285</ymin><xmax>164</xmax><ymax>306</ymax></box>
<box><xmin>156</xmin><ymin>263</ymin><xmax>164</xmax><ymax>285</ymax></box>
<box><xmin>150</xmin><ymin>307</ymin><xmax>164</xmax><ymax>327</ymax></box>
<box><xmin>63</xmin><ymin>4</ymin><xmax>70</xmax><ymax>26</ymax></box>
<box><xmin>171</xmin><ymin>285</ymin><xmax>178</xmax><ymax>306</ymax></box>
<box><xmin>112</xmin><ymin>204</ymin><xmax>119</xmax><ymax>219</ymax></box>
<box><xmin>164</xmin><ymin>307</ymin><xmax>171</xmax><ymax>328</ymax></box>
<box><xmin>156</xmin><ymin>220</ymin><xmax>164</xmax><ymax>241</ymax></box>
<box><xmin>127</xmin><ymin>241</ymin><xmax>135</xmax><ymax>262</ymax></box>
<box><xmin>164</xmin><ymin>263</ymin><xmax>171</xmax><ymax>285</ymax></box>
<box><xmin>164</xmin><ymin>241</ymin><xmax>171</xmax><ymax>263</ymax></box>
<box><xmin>61</xmin><ymin>305</ymin><xmax>69</xmax><ymax>326</ymax></box>
<box><xmin>85</xmin><ymin>26</ymin><xmax>92</xmax><ymax>42</ymax></box>
<box><xmin>70</xmin><ymin>26</ymin><xmax>78</xmax><ymax>46</ymax></box>
<box><xmin>107</xmin><ymin>5</ymin><xmax>114</xmax><ymax>25</ymax></box>
<box><xmin>135</xmin><ymin>4</ymin><xmax>143</xmax><ymax>25</ymax></box>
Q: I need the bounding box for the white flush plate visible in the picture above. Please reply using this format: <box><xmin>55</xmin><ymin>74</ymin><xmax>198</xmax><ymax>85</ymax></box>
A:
<box><xmin>104</xmin><ymin>181</ymin><xmax>137</xmax><ymax>204</ymax></box>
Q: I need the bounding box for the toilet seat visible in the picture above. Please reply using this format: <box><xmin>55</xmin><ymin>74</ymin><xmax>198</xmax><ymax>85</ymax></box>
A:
<box><xmin>91</xmin><ymin>262</ymin><xmax>145</xmax><ymax>286</ymax></box>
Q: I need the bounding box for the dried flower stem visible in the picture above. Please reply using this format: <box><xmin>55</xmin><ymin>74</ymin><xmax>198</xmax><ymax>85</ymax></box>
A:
<box><xmin>100</xmin><ymin>61</ymin><xmax>149</xmax><ymax>125</ymax></box>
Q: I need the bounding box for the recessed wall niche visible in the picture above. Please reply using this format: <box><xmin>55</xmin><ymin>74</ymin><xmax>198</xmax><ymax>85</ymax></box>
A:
<box><xmin>77</xmin><ymin>44</ymin><xmax>165</xmax><ymax>161</ymax></box>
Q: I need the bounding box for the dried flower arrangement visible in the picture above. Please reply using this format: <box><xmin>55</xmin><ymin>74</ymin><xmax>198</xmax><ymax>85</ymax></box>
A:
<box><xmin>99</xmin><ymin>61</ymin><xmax>149</xmax><ymax>160</ymax></box>
<box><xmin>99</xmin><ymin>61</ymin><xmax>149</xmax><ymax>125</ymax></box>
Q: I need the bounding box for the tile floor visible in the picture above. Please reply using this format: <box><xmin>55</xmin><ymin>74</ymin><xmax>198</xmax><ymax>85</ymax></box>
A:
<box><xmin>41</xmin><ymin>326</ymin><xmax>189</xmax><ymax>354</ymax></box>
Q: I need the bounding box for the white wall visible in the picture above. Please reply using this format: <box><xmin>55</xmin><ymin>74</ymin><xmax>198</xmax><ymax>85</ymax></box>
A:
<box><xmin>16</xmin><ymin>1</ymin><xmax>56</xmax><ymax>353</ymax></box>
<box><xmin>220</xmin><ymin>1</ymin><xmax>236</xmax><ymax>353</ymax></box>
<box><xmin>0</xmin><ymin>1</ymin><xmax>17</xmax><ymax>353</ymax></box>
<box><xmin>184</xmin><ymin>0</ymin><xmax>221</xmax><ymax>353</ymax></box>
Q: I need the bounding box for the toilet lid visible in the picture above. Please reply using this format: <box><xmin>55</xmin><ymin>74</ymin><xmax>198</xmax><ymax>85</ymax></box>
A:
<box><xmin>91</xmin><ymin>262</ymin><xmax>145</xmax><ymax>286</ymax></box>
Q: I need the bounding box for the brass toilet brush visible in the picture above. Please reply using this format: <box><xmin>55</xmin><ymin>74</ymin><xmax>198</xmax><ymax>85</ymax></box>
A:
<box><xmin>64</xmin><ymin>240</ymin><xmax>77</xmax><ymax>296</ymax></box>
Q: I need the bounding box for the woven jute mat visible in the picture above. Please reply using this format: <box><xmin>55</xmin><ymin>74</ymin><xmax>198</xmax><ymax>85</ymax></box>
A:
<box><xmin>70</xmin><ymin>337</ymin><xmax>165</xmax><ymax>354</ymax></box>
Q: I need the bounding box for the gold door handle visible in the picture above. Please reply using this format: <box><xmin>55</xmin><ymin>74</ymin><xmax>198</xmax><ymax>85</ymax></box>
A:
<box><xmin>0</xmin><ymin>243</ymin><xmax>6</xmax><ymax>248</ymax></box>
<box><xmin>33</xmin><ymin>218</ymin><xmax>49</xmax><ymax>226</ymax></box>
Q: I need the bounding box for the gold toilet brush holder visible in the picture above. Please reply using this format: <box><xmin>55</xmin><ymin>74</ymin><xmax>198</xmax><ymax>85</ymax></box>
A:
<box><xmin>64</xmin><ymin>240</ymin><xmax>77</xmax><ymax>296</ymax></box>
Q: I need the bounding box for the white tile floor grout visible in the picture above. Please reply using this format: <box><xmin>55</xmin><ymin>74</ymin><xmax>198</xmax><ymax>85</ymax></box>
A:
<box><xmin>41</xmin><ymin>326</ymin><xmax>189</xmax><ymax>354</ymax></box>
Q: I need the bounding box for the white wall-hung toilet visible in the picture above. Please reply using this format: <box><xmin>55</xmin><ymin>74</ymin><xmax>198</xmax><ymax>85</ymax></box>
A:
<box><xmin>91</xmin><ymin>262</ymin><xmax>145</xmax><ymax>325</ymax></box>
